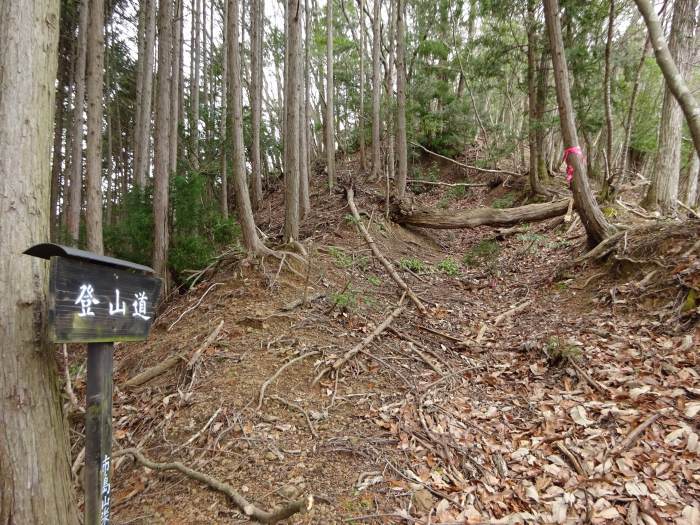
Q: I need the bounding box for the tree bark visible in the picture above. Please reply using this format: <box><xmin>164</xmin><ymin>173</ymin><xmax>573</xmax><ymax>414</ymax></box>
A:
<box><xmin>535</xmin><ymin>47</ymin><xmax>549</xmax><ymax>183</ymax></box>
<box><xmin>526</xmin><ymin>0</ymin><xmax>545</xmax><ymax>195</ymax></box>
<box><xmin>681</xmin><ymin>151</ymin><xmax>699</xmax><ymax>208</ymax></box>
<box><xmin>601</xmin><ymin>0</ymin><xmax>615</xmax><ymax>197</ymax></box>
<box><xmin>371</xmin><ymin>0</ymin><xmax>382</xmax><ymax>180</ymax></box>
<box><xmin>191</xmin><ymin>0</ymin><xmax>201</xmax><ymax>169</ymax></box>
<box><xmin>395</xmin><ymin>0</ymin><xmax>407</xmax><ymax>198</ymax></box>
<box><xmin>392</xmin><ymin>199</ymin><xmax>570</xmax><ymax>229</ymax></box>
<box><xmin>359</xmin><ymin>0</ymin><xmax>367</xmax><ymax>172</ymax></box>
<box><xmin>134</xmin><ymin>0</ymin><xmax>157</xmax><ymax>189</ymax></box>
<box><xmin>300</xmin><ymin>0</ymin><xmax>312</xmax><ymax>217</ymax></box>
<box><xmin>284</xmin><ymin>0</ymin><xmax>302</xmax><ymax>242</ymax></box>
<box><xmin>326</xmin><ymin>0</ymin><xmax>336</xmax><ymax>188</ymax></box>
<box><xmin>640</xmin><ymin>0</ymin><xmax>698</xmax><ymax>214</ymax></box>
<box><xmin>154</xmin><ymin>0</ymin><xmax>174</xmax><ymax>279</ymax></box>
<box><xmin>0</xmin><ymin>0</ymin><xmax>80</xmax><ymax>522</ymax></box>
<box><xmin>250</xmin><ymin>0</ymin><xmax>264</xmax><ymax>209</ymax></box>
<box><xmin>86</xmin><ymin>0</ymin><xmax>105</xmax><ymax>254</ymax></box>
<box><xmin>221</xmin><ymin>0</ymin><xmax>230</xmax><ymax>218</ymax></box>
<box><xmin>170</xmin><ymin>0</ymin><xmax>183</xmax><ymax>176</ymax></box>
<box><xmin>228</xmin><ymin>0</ymin><xmax>266</xmax><ymax>253</ymax></box>
<box><xmin>633</xmin><ymin>0</ymin><xmax>700</xmax><ymax>161</ymax></box>
<box><xmin>543</xmin><ymin>0</ymin><xmax>613</xmax><ymax>246</ymax></box>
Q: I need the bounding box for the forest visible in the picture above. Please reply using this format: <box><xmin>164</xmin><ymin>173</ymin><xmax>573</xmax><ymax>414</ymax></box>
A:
<box><xmin>0</xmin><ymin>0</ymin><xmax>699</xmax><ymax>522</ymax></box>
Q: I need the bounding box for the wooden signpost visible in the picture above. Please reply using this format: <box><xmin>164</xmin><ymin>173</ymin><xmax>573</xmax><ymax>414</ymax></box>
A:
<box><xmin>24</xmin><ymin>243</ymin><xmax>161</xmax><ymax>525</ymax></box>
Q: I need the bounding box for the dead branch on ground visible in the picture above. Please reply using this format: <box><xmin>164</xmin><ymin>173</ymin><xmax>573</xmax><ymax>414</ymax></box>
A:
<box><xmin>115</xmin><ymin>448</ymin><xmax>313</xmax><ymax>524</ymax></box>
<box><xmin>409</xmin><ymin>140</ymin><xmax>522</xmax><ymax>178</ymax></box>
<box><xmin>257</xmin><ymin>351</ymin><xmax>320</xmax><ymax>410</ymax></box>
<box><xmin>347</xmin><ymin>187</ymin><xmax>427</xmax><ymax>314</ymax></box>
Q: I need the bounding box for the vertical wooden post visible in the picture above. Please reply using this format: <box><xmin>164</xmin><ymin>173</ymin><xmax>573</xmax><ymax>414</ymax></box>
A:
<box><xmin>85</xmin><ymin>342</ymin><xmax>114</xmax><ymax>525</ymax></box>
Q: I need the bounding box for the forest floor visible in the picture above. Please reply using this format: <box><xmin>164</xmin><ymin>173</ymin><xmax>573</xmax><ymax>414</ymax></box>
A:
<box><xmin>65</xmin><ymin>155</ymin><xmax>699</xmax><ymax>524</ymax></box>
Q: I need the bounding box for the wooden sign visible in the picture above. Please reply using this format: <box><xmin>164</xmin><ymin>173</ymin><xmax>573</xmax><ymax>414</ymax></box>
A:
<box><xmin>49</xmin><ymin>257</ymin><xmax>161</xmax><ymax>343</ymax></box>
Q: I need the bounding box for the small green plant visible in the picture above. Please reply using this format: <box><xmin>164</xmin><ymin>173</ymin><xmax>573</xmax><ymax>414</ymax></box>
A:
<box><xmin>491</xmin><ymin>192</ymin><xmax>516</xmax><ymax>209</ymax></box>
<box><xmin>331</xmin><ymin>289</ymin><xmax>358</xmax><ymax>311</ymax></box>
<box><xmin>344</xmin><ymin>214</ymin><xmax>361</xmax><ymax>226</ymax></box>
<box><xmin>548</xmin><ymin>238</ymin><xmax>572</xmax><ymax>250</ymax></box>
<box><xmin>367</xmin><ymin>274</ymin><xmax>381</xmax><ymax>286</ymax></box>
<box><xmin>410</xmin><ymin>162</ymin><xmax>440</xmax><ymax>194</ymax></box>
<box><xmin>462</xmin><ymin>239</ymin><xmax>501</xmax><ymax>266</ymax></box>
<box><xmin>545</xmin><ymin>336</ymin><xmax>582</xmax><ymax>365</ymax></box>
<box><xmin>328</xmin><ymin>246</ymin><xmax>354</xmax><ymax>268</ymax></box>
<box><xmin>437</xmin><ymin>257</ymin><xmax>460</xmax><ymax>276</ymax></box>
<box><xmin>516</xmin><ymin>232</ymin><xmax>546</xmax><ymax>254</ymax></box>
<box><xmin>399</xmin><ymin>257</ymin><xmax>428</xmax><ymax>273</ymax></box>
<box><xmin>446</xmin><ymin>184</ymin><xmax>467</xmax><ymax>200</ymax></box>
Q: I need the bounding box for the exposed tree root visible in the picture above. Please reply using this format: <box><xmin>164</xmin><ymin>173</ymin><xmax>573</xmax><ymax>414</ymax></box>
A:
<box><xmin>392</xmin><ymin>198</ymin><xmax>571</xmax><ymax>229</ymax></box>
<box><xmin>257</xmin><ymin>351</ymin><xmax>320</xmax><ymax>410</ymax></box>
<box><xmin>347</xmin><ymin>187</ymin><xmax>427</xmax><ymax>314</ymax></box>
<box><xmin>115</xmin><ymin>448</ymin><xmax>313</xmax><ymax>523</ymax></box>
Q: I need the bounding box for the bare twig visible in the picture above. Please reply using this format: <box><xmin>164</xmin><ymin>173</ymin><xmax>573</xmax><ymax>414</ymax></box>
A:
<box><xmin>175</xmin><ymin>407</ymin><xmax>222</xmax><ymax>451</ymax></box>
<box><xmin>281</xmin><ymin>291</ymin><xmax>325</xmax><ymax>311</ymax></box>
<box><xmin>407</xmin><ymin>179</ymin><xmax>490</xmax><ymax>188</ymax></box>
<box><xmin>63</xmin><ymin>344</ymin><xmax>84</xmax><ymax>414</ymax></box>
<box><xmin>409</xmin><ymin>140</ymin><xmax>521</xmax><ymax>178</ymax></box>
<box><xmin>257</xmin><ymin>351</ymin><xmax>320</xmax><ymax>410</ymax></box>
<box><xmin>187</xmin><ymin>320</ymin><xmax>225</xmax><ymax>369</ymax></box>
<box><xmin>494</xmin><ymin>299</ymin><xmax>532</xmax><ymax>325</ymax></box>
<box><xmin>347</xmin><ymin>187</ymin><xmax>426</xmax><ymax>314</ymax></box>
<box><xmin>269</xmin><ymin>395</ymin><xmax>319</xmax><ymax>438</ymax></box>
<box><xmin>168</xmin><ymin>283</ymin><xmax>223</xmax><ymax>331</ymax></box>
<box><xmin>115</xmin><ymin>448</ymin><xmax>313</xmax><ymax>523</ymax></box>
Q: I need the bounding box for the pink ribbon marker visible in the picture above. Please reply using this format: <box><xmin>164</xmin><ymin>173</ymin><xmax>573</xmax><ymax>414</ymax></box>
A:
<box><xmin>562</xmin><ymin>146</ymin><xmax>583</xmax><ymax>185</ymax></box>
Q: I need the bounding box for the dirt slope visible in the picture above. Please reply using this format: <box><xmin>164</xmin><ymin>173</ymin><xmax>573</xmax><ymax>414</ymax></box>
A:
<box><xmin>65</xmin><ymin>160</ymin><xmax>699</xmax><ymax>524</ymax></box>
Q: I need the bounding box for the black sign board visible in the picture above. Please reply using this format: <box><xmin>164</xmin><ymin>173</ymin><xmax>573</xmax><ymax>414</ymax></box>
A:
<box><xmin>24</xmin><ymin>243</ymin><xmax>161</xmax><ymax>525</ymax></box>
<box><xmin>49</xmin><ymin>257</ymin><xmax>161</xmax><ymax>343</ymax></box>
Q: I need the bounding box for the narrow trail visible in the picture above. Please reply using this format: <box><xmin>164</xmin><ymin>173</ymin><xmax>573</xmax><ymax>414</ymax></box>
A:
<box><xmin>77</xmin><ymin>159</ymin><xmax>699</xmax><ymax>524</ymax></box>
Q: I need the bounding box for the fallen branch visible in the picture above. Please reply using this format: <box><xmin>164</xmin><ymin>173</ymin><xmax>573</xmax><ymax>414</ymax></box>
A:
<box><xmin>392</xmin><ymin>199</ymin><xmax>570</xmax><ymax>229</ymax></box>
<box><xmin>407</xmin><ymin>179</ymin><xmax>490</xmax><ymax>188</ymax></box>
<box><xmin>187</xmin><ymin>320</ymin><xmax>225</xmax><ymax>369</ymax></box>
<box><xmin>409</xmin><ymin>140</ymin><xmax>522</xmax><ymax>178</ymax></box>
<box><xmin>125</xmin><ymin>322</ymin><xmax>224</xmax><ymax>388</ymax></box>
<box><xmin>175</xmin><ymin>407</ymin><xmax>222</xmax><ymax>451</ymax></box>
<box><xmin>115</xmin><ymin>448</ymin><xmax>313</xmax><ymax>524</ymax></box>
<box><xmin>312</xmin><ymin>301</ymin><xmax>406</xmax><ymax>385</ymax></box>
<box><xmin>168</xmin><ymin>283</ymin><xmax>223</xmax><ymax>332</ymax></box>
<box><xmin>567</xmin><ymin>357</ymin><xmax>609</xmax><ymax>396</ymax></box>
<box><xmin>257</xmin><ymin>351</ymin><xmax>320</xmax><ymax>410</ymax></box>
<box><xmin>269</xmin><ymin>395</ymin><xmax>319</xmax><ymax>438</ymax></box>
<box><xmin>494</xmin><ymin>300</ymin><xmax>532</xmax><ymax>326</ymax></box>
<box><xmin>347</xmin><ymin>187</ymin><xmax>426</xmax><ymax>314</ymax></box>
<box><xmin>610</xmin><ymin>409</ymin><xmax>670</xmax><ymax>458</ymax></box>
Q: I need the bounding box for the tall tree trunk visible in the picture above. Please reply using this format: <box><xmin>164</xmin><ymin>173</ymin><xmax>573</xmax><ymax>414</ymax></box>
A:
<box><xmin>299</xmin><ymin>0</ymin><xmax>311</xmax><ymax>219</ymax></box>
<box><xmin>370</xmin><ymin>0</ymin><xmax>381</xmax><ymax>179</ymax></box>
<box><xmin>617</xmin><ymin>37</ymin><xmax>649</xmax><ymax>186</ymax></box>
<box><xmin>284</xmin><ymin>0</ymin><xmax>302</xmax><ymax>241</ymax></box>
<box><xmin>86</xmin><ymin>0</ymin><xmax>105</xmax><ymax>254</ymax></box>
<box><xmin>681</xmin><ymin>150</ymin><xmax>699</xmax><ymax>207</ymax></box>
<box><xmin>0</xmin><ymin>0</ymin><xmax>80</xmax><ymax>522</ymax></box>
<box><xmin>105</xmin><ymin>109</ymin><xmax>113</xmax><ymax>225</ymax></box>
<box><xmin>640</xmin><ymin>0</ymin><xmax>698</xmax><ymax>213</ymax></box>
<box><xmin>300</xmin><ymin>0</ymin><xmax>312</xmax><ymax>217</ymax></box>
<box><xmin>134</xmin><ymin>0</ymin><xmax>157</xmax><ymax>189</ymax></box>
<box><xmin>543</xmin><ymin>0</ymin><xmax>613</xmax><ymax>246</ymax></box>
<box><xmin>326</xmin><ymin>0</ymin><xmax>336</xmax><ymax>188</ymax></box>
<box><xmin>534</xmin><ymin>47</ymin><xmax>549</xmax><ymax>183</ymax></box>
<box><xmin>228</xmin><ymin>0</ymin><xmax>265</xmax><ymax>253</ymax></box>
<box><xmin>358</xmin><ymin>0</ymin><xmax>367</xmax><ymax>172</ymax></box>
<box><xmin>67</xmin><ymin>0</ymin><xmax>89</xmax><ymax>243</ymax></box>
<box><xmin>250</xmin><ymin>0</ymin><xmax>264</xmax><ymax>209</ymax></box>
<box><xmin>170</xmin><ymin>0</ymin><xmax>183</xmax><ymax>176</ymax></box>
<box><xmin>191</xmin><ymin>0</ymin><xmax>201</xmax><ymax>168</ymax></box>
<box><xmin>384</xmin><ymin>0</ymin><xmax>396</xmax><ymax>190</ymax></box>
<box><xmin>526</xmin><ymin>0</ymin><xmax>544</xmax><ymax>195</ymax></box>
<box><xmin>51</xmin><ymin>48</ymin><xmax>69</xmax><ymax>241</ymax></box>
<box><xmin>154</xmin><ymin>0</ymin><xmax>174</xmax><ymax>279</ymax></box>
<box><xmin>221</xmin><ymin>0</ymin><xmax>230</xmax><ymax>218</ymax></box>
<box><xmin>395</xmin><ymin>0</ymin><xmax>407</xmax><ymax>198</ymax></box>
<box><xmin>601</xmin><ymin>0</ymin><xmax>615</xmax><ymax>198</ymax></box>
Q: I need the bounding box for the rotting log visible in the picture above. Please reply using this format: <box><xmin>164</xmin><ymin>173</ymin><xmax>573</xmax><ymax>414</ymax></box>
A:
<box><xmin>391</xmin><ymin>198</ymin><xmax>571</xmax><ymax>229</ymax></box>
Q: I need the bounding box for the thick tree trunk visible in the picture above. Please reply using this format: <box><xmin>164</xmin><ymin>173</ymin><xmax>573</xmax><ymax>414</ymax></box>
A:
<box><xmin>395</xmin><ymin>0</ymin><xmax>407</xmax><ymax>198</ymax></box>
<box><xmin>299</xmin><ymin>0</ymin><xmax>312</xmax><ymax>217</ymax></box>
<box><xmin>526</xmin><ymin>0</ymin><xmax>544</xmax><ymax>196</ymax></box>
<box><xmin>153</xmin><ymin>0</ymin><xmax>173</xmax><ymax>279</ymax></box>
<box><xmin>250</xmin><ymin>0</ymin><xmax>264</xmax><ymax>209</ymax></box>
<box><xmin>601</xmin><ymin>0</ymin><xmax>615</xmax><ymax>197</ymax></box>
<box><xmin>535</xmin><ymin>48</ymin><xmax>549</xmax><ymax>183</ymax></box>
<box><xmin>544</xmin><ymin>0</ymin><xmax>613</xmax><ymax>246</ymax></box>
<box><xmin>134</xmin><ymin>0</ymin><xmax>157</xmax><ymax>189</ymax></box>
<box><xmin>221</xmin><ymin>0</ymin><xmax>230</xmax><ymax>219</ymax></box>
<box><xmin>640</xmin><ymin>0</ymin><xmax>698</xmax><ymax>214</ymax></box>
<box><xmin>170</xmin><ymin>0</ymin><xmax>183</xmax><ymax>176</ymax></box>
<box><xmin>326</xmin><ymin>0</ymin><xmax>336</xmax><ymax>188</ymax></box>
<box><xmin>0</xmin><ymin>1</ymin><xmax>79</xmax><ymax>523</ymax></box>
<box><xmin>392</xmin><ymin>199</ymin><xmax>570</xmax><ymax>229</ymax></box>
<box><xmin>633</xmin><ymin>0</ymin><xmax>700</xmax><ymax>161</ymax></box>
<box><xmin>86</xmin><ymin>0</ymin><xmax>105</xmax><ymax>254</ymax></box>
<box><xmin>284</xmin><ymin>0</ymin><xmax>302</xmax><ymax>241</ymax></box>
<box><xmin>228</xmin><ymin>0</ymin><xmax>266</xmax><ymax>253</ymax></box>
<box><xmin>67</xmin><ymin>0</ymin><xmax>89</xmax><ymax>243</ymax></box>
<box><xmin>681</xmin><ymin>151</ymin><xmax>699</xmax><ymax>208</ymax></box>
<box><xmin>371</xmin><ymin>0</ymin><xmax>381</xmax><ymax>180</ymax></box>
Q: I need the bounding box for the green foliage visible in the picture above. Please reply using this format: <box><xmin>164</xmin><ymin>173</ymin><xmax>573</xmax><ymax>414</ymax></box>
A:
<box><xmin>328</xmin><ymin>246</ymin><xmax>354</xmax><ymax>268</ymax></box>
<box><xmin>516</xmin><ymin>232</ymin><xmax>546</xmax><ymax>253</ymax></box>
<box><xmin>399</xmin><ymin>257</ymin><xmax>428</xmax><ymax>273</ymax></box>
<box><xmin>104</xmin><ymin>187</ymin><xmax>154</xmax><ymax>267</ymax></box>
<box><xmin>410</xmin><ymin>163</ymin><xmax>439</xmax><ymax>194</ymax></box>
<box><xmin>545</xmin><ymin>336</ymin><xmax>582</xmax><ymax>364</ymax></box>
<box><xmin>344</xmin><ymin>214</ymin><xmax>361</xmax><ymax>226</ymax></box>
<box><xmin>331</xmin><ymin>289</ymin><xmax>358</xmax><ymax>311</ymax></box>
<box><xmin>437</xmin><ymin>257</ymin><xmax>460</xmax><ymax>276</ymax></box>
<box><xmin>463</xmin><ymin>239</ymin><xmax>501</xmax><ymax>266</ymax></box>
<box><xmin>491</xmin><ymin>193</ymin><xmax>516</xmax><ymax>209</ymax></box>
<box><xmin>367</xmin><ymin>275</ymin><xmax>382</xmax><ymax>286</ymax></box>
